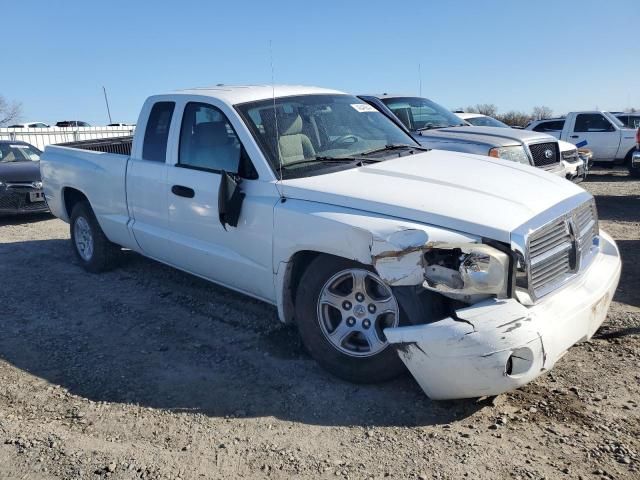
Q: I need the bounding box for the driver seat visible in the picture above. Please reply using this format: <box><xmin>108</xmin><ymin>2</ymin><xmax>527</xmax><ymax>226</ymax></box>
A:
<box><xmin>277</xmin><ymin>114</ymin><xmax>315</xmax><ymax>165</ymax></box>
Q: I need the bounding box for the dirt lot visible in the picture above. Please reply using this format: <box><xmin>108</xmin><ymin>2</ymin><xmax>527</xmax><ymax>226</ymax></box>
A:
<box><xmin>0</xmin><ymin>167</ymin><xmax>638</xmax><ymax>480</ymax></box>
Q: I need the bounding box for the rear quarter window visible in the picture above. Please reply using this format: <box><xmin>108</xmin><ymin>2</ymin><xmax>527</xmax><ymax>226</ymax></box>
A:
<box><xmin>142</xmin><ymin>102</ymin><xmax>176</xmax><ymax>162</ymax></box>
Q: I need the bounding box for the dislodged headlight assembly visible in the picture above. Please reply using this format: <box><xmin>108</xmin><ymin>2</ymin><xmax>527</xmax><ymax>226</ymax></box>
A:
<box><xmin>423</xmin><ymin>243</ymin><xmax>510</xmax><ymax>303</ymax></box>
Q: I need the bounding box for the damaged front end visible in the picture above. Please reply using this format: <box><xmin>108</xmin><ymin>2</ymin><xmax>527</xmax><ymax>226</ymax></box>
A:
<box><xmin>369</xmin><ymin>227</ymin><xmax>621</xmax><ymax>400</ymax></box>
<box><xmin>372</xmin><ymin>229</ymin><xmax>512</xmax><ymax>303</ymax></box>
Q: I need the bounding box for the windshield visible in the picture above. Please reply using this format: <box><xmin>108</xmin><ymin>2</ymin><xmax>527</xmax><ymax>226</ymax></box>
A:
<box><xmin>380</xmin><ymin>97</ymin><xmax>466</xmax><ymax>131</ymax></box>
<box><xmin>465</xmin><ymin>115</ymin><xmax>509</xmax><ymax>128</ymax></box>
<box><xmin>606</xmin><ymin>113</ymin><xmax>625</xmax><ymax>129</ymax></box>
<box><xmin>237</xmin><ymin>94</ymin><xmax>419</xmax><ymax>177</ymax></box>
<box><xmin>0</xmin><ymin>143</ymin><xmax>41</xmax><ymax>163</ymax></box>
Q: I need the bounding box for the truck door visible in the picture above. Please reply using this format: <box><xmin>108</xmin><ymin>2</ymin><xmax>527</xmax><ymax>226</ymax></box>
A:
<box><xmin>165</xmin><ymin>101</ymin><xmax>275</xmax><ymax>301</ymax></box>
<box><xmin>566</xmin><ymin>113</ymin><xmax>620</xmax><ymax>161</ymax></box>
<box><xmin>126</xmin><ymin>100</ymin><xmax>176</xmax><ymax>260</ymax></box>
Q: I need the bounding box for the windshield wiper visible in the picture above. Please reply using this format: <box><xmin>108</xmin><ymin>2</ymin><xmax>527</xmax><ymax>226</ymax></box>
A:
<box><xmin>417</xmin><ymin>123</ymin><xmax>466</xmax><ymax>132</ymax></box>
<box><xmin>360</xmin><ymin>144</ymin><xmax>429</xmax><ymax>156</ymax></box>
<box><xmin>278</xmin><ymin>156</ymin><xmax>360</xmax><ymax>169</ymax></box>
<box><xmin>415</xmin><ymin>124</ymin><xmax>443</xmax><ymax>131</ymax></box>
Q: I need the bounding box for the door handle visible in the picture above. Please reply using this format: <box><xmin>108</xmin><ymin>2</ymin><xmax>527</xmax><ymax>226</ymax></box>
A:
<box><xmin>570</xmin><ymin>135</ymin><xmax>579</xmax><ymax>138</ymax></box>
<box><xmin>171</xmin><ymin>185</ymin><xmax>195</xmax><ymax>198</ymax></box>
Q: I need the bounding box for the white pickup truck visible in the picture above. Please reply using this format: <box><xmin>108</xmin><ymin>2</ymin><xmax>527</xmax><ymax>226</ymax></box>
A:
<box><xmin>527</xmin><ymin>111</ymin><xmax>639</xmax><ymax>176</ymax></box>
<box><xmin>41</xmin><ymin>85</ymin><xmax>622</xmax><ymax>400</ymax></box>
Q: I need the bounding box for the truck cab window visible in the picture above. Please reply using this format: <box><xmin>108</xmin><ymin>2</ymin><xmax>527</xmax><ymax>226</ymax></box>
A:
<box><xmin>178</xmin><ymin>102</ymin><xmax>241</xmax><ymax>173</ymax></box>
<box><xmin>142</xmin><ymin>102</ymin><xmax>176</xmax><ymax>162</ymax></box>
<box><xmin>533</xmin><ymin>120</ymin><xmax>564</xmax><ymax>132</ymax></box>
<box><xmin>574</xmin><ymin>114</ymin><xmax>613</xmax><ymax>133</ymax></box>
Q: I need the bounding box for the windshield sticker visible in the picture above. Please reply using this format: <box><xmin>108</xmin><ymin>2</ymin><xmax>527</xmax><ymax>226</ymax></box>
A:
<box><xmin>350</xmin><ymin>103</ymin><xmax>377</xmax><ymax>113</ymax></box>
<box><xmin>10</xmin><ymin>144</ymin><xmax>29</xmax><ymax>148</ymax></box>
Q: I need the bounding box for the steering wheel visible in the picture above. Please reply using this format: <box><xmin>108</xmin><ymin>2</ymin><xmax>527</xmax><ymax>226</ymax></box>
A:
<box><xmin>325</xmin><ymin>134</ymin><xmax>359</xmax><ymax>149</ymax></box>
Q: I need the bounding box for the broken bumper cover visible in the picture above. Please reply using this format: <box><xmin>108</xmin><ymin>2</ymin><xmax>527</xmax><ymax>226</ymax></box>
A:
<box><xmin>385</xmin><ymin>231</ymin><xmax>621</xmax><ymax>400</ymax></box>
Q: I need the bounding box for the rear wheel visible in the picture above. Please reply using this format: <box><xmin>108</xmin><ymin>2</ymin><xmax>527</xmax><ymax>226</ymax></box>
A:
<box><xmin>295</xmin><ymin>255</ymin><xmax>406</xmax><ymax>383</ymax></box>
<box><xmin>70</xmin><ymin>201</ymin><xmax>121</xmax><ymax>272</ymax></box>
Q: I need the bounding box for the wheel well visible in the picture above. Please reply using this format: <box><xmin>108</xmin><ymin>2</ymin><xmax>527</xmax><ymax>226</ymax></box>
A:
<box><xmin>281</xmin><ymin>250</ymin><xmax>323</xmax><ymax>324</ymax></box>
<box><xmin>63</xmin><ymin>187</ymin><xmax>88</xmax><ymax>219</ymax></box>
<box><xmin>625</xmin><ymin>146</ymin><xmax>638</xmax><ymax>162</ymax></box>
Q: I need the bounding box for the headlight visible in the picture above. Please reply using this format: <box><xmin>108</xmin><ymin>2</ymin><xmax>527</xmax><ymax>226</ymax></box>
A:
<box><xmin>488</xmin><ymin>146</ymin><xmax>530</xmax><ymax>165</ymax></box>
<box><xmin>562</xmin><ymin>148</ymin><xmax>579</xmax><ymax>162</ymax></box>
<box><xmin>423</xmin><ymin>243</ymin><xmax>510</xmax><ymax>302</ymax></box>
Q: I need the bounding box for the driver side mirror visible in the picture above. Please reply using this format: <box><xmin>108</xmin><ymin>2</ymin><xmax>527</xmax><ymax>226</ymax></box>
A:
<box><xmin>218</xmin><ymin>171</ymin><xmax>245</xmax><ymax>230</ymax></box>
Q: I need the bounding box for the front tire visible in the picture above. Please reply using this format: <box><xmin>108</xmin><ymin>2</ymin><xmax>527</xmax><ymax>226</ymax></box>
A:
<box><xmin>295</xmin><ymin>255</ymin><xmax>406</xmax><ymax>383</ymax></box>
<box><xmin>70</xmin><ymin>201</ymin><xmax>121</xmax><ymax>273</ymax></box>
<box><xmin>627</xmin><ymin>149</ymin><xmax>640</xmax><ymax>178</ymax></box>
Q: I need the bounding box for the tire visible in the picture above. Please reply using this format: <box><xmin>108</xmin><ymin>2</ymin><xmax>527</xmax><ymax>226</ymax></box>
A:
<box><xmin>69</xmin><ymin>201</ymin><xmax>121</xmax><ymax>273</ymax></box>
<box><xmin>295</xmin><ymin>255</ymin><xmax>407</xmax><ymax>383</ymax></box>
<box><xmin>626</xmin><ymin>149</ymin><xmax>640</xmax><ymax>178</ymax></box>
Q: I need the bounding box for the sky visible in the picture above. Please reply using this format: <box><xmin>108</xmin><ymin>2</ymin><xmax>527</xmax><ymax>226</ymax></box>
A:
<box><xmin>2</xmin><ymin>0</ymin><xmax>639</xmax><ymax>125</ymax></box>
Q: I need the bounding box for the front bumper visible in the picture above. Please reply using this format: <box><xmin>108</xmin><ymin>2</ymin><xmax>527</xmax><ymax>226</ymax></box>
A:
<box><xmin>385</xmin><ymin>230</ymin><xmax>621</xmax><ymax>400</ymax></box>
<box><xmin>0</xmin><ymin>187</ymin><xmax>49</xmax><ymax>215</ymax></box>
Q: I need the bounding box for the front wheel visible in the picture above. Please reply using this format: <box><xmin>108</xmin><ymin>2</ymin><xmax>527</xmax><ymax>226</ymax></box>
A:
<box><xmin>70</xmin><ymin>201</ymin><xmax>121</xmax><ymax>273</ymax></box>
<box><xmin>628</xmin><ymin>150</ymin><xmax>640</xmax><ymax>178</ymax></box>
<box><xmin>295</xmin><ymin>255</ymin><xmax>406</xmax><ymax>383</ymax></box>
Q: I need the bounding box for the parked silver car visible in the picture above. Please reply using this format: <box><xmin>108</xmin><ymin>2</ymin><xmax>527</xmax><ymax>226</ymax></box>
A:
<box><xmin>360</xmin><ymin>94</ymin><xmax>566</xmax><ymax>177</ymax></box>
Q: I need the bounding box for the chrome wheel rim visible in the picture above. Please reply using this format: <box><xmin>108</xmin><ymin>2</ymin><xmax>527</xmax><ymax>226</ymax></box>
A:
<box><xmin>74</xmin><ymin>216</ymin><xmax>94</xmax><ymax>261</ymax></box>
<box><xmin>317</xmin><ymin>268</ymin><xmax>399</xmax><ymax>358</ymax></box>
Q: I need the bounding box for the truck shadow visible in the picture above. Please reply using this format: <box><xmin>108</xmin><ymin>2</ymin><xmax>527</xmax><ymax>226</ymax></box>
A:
<box><xmin>0</xmin><ymin>212</ymin><xmax>53</xmax><ymax>226</ymax></box>
<box><xmin>594</xmin><ymin>195</ymin><xmax>640</xmax><ymax>223</ymax></box>
<box><xmin>584</xmin><ymin>167</ymin><xmax>633</xmax><ymax>182</ymax></box>
<box><xmin>610</xmin><ymin>239</ymin><xmax>640</xmax><ymax>309</ymax></box>
<box><xmin>0</xmin><ymin>238</ymin><xmax>483</xmax><ymax>428</ymax></box>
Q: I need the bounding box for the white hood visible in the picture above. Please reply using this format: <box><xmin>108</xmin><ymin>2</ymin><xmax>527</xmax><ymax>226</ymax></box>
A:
<box><xmin>280</xmin><ymin>150</ymin><xmax>586</xmax><ymax>242</ymax></box>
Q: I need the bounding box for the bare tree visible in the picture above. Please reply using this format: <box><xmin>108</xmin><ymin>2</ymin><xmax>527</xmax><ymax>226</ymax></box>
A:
<box><xmin>463</xmin><ymin>104</ymin><xmax>498</xmax><ymax>116</ymax></box>
<box><xmin>0</xmin><ymin>95</ymin><xmax>22</xmax><ymax>126</ymax></box>
<box><xmin>474</xmin><ymin>103</ymin><xmax>498</xmax><ymax>117</ymax></box>
<box><xmin>531</xmin><ymin>106</ymin><xmax>553</xmax><ymax>121</ymax></box>
<box><xmin>497</xmin><ymin>111</ymin><xmax>532</xmax><ymax>128</ymax></box>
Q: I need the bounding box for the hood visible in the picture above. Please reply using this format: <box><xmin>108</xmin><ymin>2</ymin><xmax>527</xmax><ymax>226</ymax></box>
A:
<box><xmin>0</xmin><ymin>161</ymin><xmax>41</xmax><ymax>183</ymax></box>
<box><xmin>280</xmin><ymin>150</ymin><xmax>585</xmax><ymax>243</ymax></box>
<box><xmin>414</xmin><ymin>126</ymin><xmax>556</xmax><ymax>148</ymax></box>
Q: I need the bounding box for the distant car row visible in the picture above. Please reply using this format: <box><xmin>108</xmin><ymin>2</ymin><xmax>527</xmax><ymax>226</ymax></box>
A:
<box><xmin>6</xmin><ymin>121</ymin><xmax>134</xmax><ymax>128</ymax></box>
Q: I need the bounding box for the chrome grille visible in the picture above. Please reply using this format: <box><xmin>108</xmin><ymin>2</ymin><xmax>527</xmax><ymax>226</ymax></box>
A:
<box><xmin>528</xmin><ymin>141</ymin><xmax>560</xmax><ymax>168</ymax></box>
<box><xmin>575</xmin><ymin>201</ymin><xmax>598</xmax><ymax>259</ymax></box>
<box><xmin>527</xmin><ymin>199</ymin><xmax>599</xmax><ymax>299</ymax></box>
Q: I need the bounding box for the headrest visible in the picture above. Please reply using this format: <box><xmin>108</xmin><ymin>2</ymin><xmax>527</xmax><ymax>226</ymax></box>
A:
<box><xmin>194</xmin><ymin>122</ymin><xmax>229</xmax><ymax>147</ymax></box>
<box><xmin>391</xmin><ymin>107</ymin><xmax>413</xmax><ymax>129</ymax></box>
<box><xmin>277</xmin><ymin>114</ymin><xmax>303</xmax><ymax>136</ymax></box>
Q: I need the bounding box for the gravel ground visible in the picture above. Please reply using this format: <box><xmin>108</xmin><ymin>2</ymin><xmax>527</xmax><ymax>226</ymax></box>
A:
<box><xmin>0</xmin><ymin>167</ymin><xmax>638</xmax><ymax>480</ymax></box>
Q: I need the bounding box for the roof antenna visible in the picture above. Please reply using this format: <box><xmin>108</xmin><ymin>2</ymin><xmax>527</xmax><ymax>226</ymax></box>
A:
<box><xmin>270</xmin><ymin>40</ymin><xmax>285</xmax><ymax>200</ymax></box>
<box><xmin>102</xmin><ymin>86</ymin><xmax>113</xmax><ymax>124</ymax></box>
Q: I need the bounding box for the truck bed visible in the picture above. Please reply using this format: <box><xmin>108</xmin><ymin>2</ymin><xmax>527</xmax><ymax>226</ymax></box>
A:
<box><xmin>58</xmin><ymin>135</ymin><xmax>133</xmax><ymax>155</ymax></box>
<box><xmin>41</xmin><ymin>143</ymin><xmax>133</xmax><ymax>248</ymax></box>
